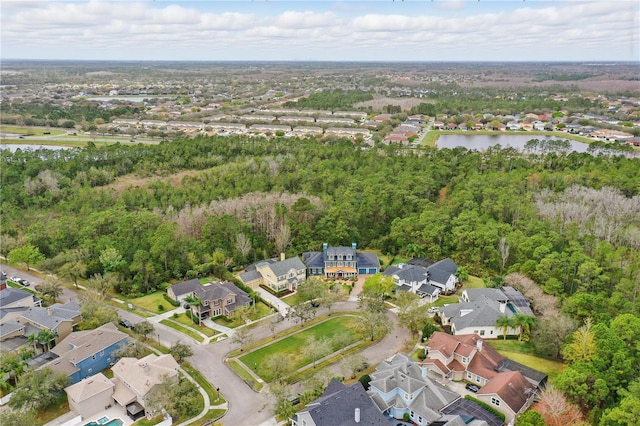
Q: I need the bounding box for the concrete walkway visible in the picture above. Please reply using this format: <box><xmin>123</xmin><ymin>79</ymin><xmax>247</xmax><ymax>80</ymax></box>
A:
<box><xmin>255</xmin><ymin>287</ymin><xmax>290</xmax><ymax>317</ymax></box>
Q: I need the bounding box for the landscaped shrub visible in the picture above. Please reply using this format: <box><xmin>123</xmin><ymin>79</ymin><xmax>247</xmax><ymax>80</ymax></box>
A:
<box><xmin>158</xmin><ymin>304</ymin><xmax>165</xmax><ymax>312</ymax></box>
<box><xmin>186</xmin><ymin>310</ymin><xmax>200</xmax><ymax>325</ymax></box>
<box><xmin>162</xmin><ymin>293</ymin><xmax>180</xmax><ymax>307</ymax></box>
<box><xmin>464</xmin><ymin>395</ymin><xmax>506</xmax><ymax>422</ymax></box>
<box><xmin>403</xmin><ymin>412</ymin><xmax>411</xmax><ymax>422</ymax></box>
<box><xmin>358</xmin><ymin>374</ymin><xmax>371</xmax><ymax>390</ymax></box>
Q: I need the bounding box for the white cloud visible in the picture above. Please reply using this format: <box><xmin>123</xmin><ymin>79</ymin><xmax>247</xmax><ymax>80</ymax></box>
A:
<box><xmin>0</xmin><ymin>0</ymin><xmax>637</xmax><ymax>61</ymax></box>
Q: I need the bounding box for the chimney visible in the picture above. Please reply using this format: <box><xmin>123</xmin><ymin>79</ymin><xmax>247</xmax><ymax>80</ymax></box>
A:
<box><xmin>141</xmin><ymin>362</ymin><xmax>149</xmax><ymax>373</ymax></box>
<box><xmin>499</xmin><ymin>302</ymin><xmax>506</xmax><ymax>314</ymax></box>
<box><xmin>280</xmin><ymin>253</ymin><xmax>285</xmax><ymax>262</ymax></box>
<box><xmin>352</xmin><ymin>242</ymin><xmax>357</xmax><ymax>250</ymax></box>
<box><xmin>47</xmin><ymin>307</ymin><xmax>53</xmax><ymax>316</ymax></box>
<box><xmin>322</xmin><ymin>242</ymin><xmax>328</xmax><ymax>252</ymax></box>
<box><xmin>477</xmin><ymin>338</ymin><xmax>483</xmax><ymax>352</ymax></box>
<box><xmin>354</xmin><ymin>408</ymin><xmax>360</xmax><ymax>423</ymax></box>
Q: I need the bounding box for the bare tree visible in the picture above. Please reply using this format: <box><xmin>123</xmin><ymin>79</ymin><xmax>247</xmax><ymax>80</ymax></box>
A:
<box><xmin>498</xmin><ymin>236</ymin><xmax>510</xmax><ymax>272</ymax></box>
<box><xmin>537</xmin><ymin>386</ymin><xmax>585</xmax><ymax>426</ymax></box>
<box><xmin>235</xmin><ymin>232</ymin><xmax>252</xmax><ymax>258</ymax></box>
<box><xmin>272</xmin><ymin>223</ymin><xmax>291</xmax><ymax>254</ymax></box>
<box><xmin>231</xmin><ymin>327</ymin><xmax>254</xmax><ymax>352</ymax></box>
<box><xmin>303</xmin><ymin>336</ymin><xmax>332</xmax><ymax>368</ymax></box>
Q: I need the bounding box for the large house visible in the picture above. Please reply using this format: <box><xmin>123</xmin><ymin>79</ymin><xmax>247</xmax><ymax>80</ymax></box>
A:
<box><xmin>111</xmin><ymin>354</ymin><xmax>180</xmax><ymax>421</ymax></box>
<box><xmin>239</xmin><ymin>254</ymin><xmax>307</xmax><ymax>292</ymax></box>
<box><xmin>65</xmin><ymin>372</ymin><xmax>116</xmax><ymax>420</ymax></box>
<box><xmin>460</xmin><ymin>287</ymin><xmax>534</xmax><ymax>316</ymax></box>
<box><xmin>383</xmin><ymin>258</ymin><xmax>459</xmax><ymax>299</ymax></box>
<box><xmin>439</xmin><ymin>298</ymin><xmax>518</xmax><ymax>338</ymax></box>
<box><xmin>167</xmin><ymin>280</ymin><xmax>251</xmax><ymax>320</ymax></box>
<box><xmin>302</xmin><ymin>243</ymin><xmax>380</xmax><ymax>279</ymax></box>
<box><xmin>291</xmin><ymin>379</ymin><xmax>389</xmax><ymax>426</ymax></box>
<box><xmin>47</xmin><ymin>322</ymin><xmax>129</xmax><ymax>384</ymax></box>
<box><xmin>422</xmin><ymin>332</ymin><xmax>546</xmax><ymax>424</ymax></box>
<box><xmin>0</xmin><ymin>298</ymin><xmax>81</xmax><ymax>349</ymax></box>
<box><xmin>368</xmin><ymin>353</ymin><xmax>460</xmax><ymax>426</ymax></box>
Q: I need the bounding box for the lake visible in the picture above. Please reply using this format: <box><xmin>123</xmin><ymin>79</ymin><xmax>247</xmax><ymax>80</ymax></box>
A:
<box><xmin>0</xmin><ymin>144</ymin><xmax>69</xmax><ymax>152</ymax></box>
<box><xmin>436</xmin><ymin>134</ymin><xmax>590</xmax><ymax>153</ymax></box>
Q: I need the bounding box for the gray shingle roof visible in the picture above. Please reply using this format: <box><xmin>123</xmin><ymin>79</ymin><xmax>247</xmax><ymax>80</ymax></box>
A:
<box><xmin>238</xmin><ymin>270</ymin><xmax>261</xmax><ymax>283</ymax></box>
<box><xmin>0</xmin><ymin>287</ymin><xmax>34</xmax><ymax>307</ymax></box>
<box><xmin>267</xmin><ymin>257</ymin><xmax>306</xmax><ymax>276</ymax></box>
<box><xmin>443</xmin><ymin>299</ymin><xmax>513</xmax><ymax>331</ymax></box>
<box><xmin>302</xmin><ymin>251</ymin><xmax>324</xmax><ymax>268</ymax></box>
<box><xmin>295</xmin><ymin>379</ymin><xmax>389</xmax><ymax>426</ymax></box>
<box><xmin>0</xmin><ymin>321</ymin><xmax>25</xmax><ymax>338</ymax></box>
<box><xmin>21</xmin><ymin>305</ymin><xmax>78</xmax><ymax>330</ymax></box>
<box><xmin>357</xmin><ymin>252</ymin><xmax>381</xmax><ymax>269</ymax></box>
<box><xmin>168</xmin><ymin>278</ymin><xmax>202</xmax><ymax>298</ymax></box>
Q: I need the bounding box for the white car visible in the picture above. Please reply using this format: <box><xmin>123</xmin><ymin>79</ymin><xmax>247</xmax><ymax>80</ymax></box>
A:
<box><xmin>10</xmin><ymin>275</ymin><xmax>21</xmax><ymax>283</ymax></box>
<box><xmin>428</xmin><ymin>306</ymin><xmax>440</xmax><ymax>314</ymax></box>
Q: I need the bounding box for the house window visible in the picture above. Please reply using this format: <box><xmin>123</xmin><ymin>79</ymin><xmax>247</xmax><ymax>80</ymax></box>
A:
<box><xmin>467</xmin><ymin>372</ymin><xmax>472</xmax><ymax>380</ymax></box>
<box><xmin>100</xmin><ymin>350</ymin><xmax>105</xmax><ymax>356</ymax></box>
<box><xmin>490</xmin><ymin>330</ymin><xmax>493</xmax><ymax>335</ymax></box>
<box><xmin>227</xmin><ymin>298</ymin><xmax>233</xmax><ymax>304</ymax></box>
<box><xmin>462</xmin><ymin>357</ymin><xmax>468</xmax><ymax>364</ymax></box>
<box><xmin>410</xmin><ymin>410</ymin><xmax>415</xmax><ymax>418</ymax></box>
<box><xmin>214</xmin><ymin>300</ymin><xmax>220</xmax><ymax>306</ymax></box>
<box><xmin>476</xmin><ymin>376</ymin><xmax>481</xmax><ymax>383</ymax></box>
<box><xmin>92</xmin><ymin>355</ymin><xmax>96</xmax><ymax>360</ymax></box>
<box><xmin>302</xmin><ymin>420</ymin><xmax>306</xmax><ymax>426</ymax></box>
<box><xmin>491</xmin><ymin>398</ymin><xmax>500</xmax><ymax>407</ymax></box>
<box><xmin>405</xmin><ymin>392</ymin><xmax>413</xmax><ymax>400</ymax></box>
<box><xmin>418</xmin><ymin>416</ymin><xmax>423</xmax><ymax>423</ymax></box>
<box><xmin>480</xmin><ymin>330</ymin><xmax>485</xmax><ymax>336</ymax></box>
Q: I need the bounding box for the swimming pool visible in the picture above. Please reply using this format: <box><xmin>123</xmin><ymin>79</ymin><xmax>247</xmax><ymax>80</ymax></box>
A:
<box><xmin>83</xmin><ymin>418</ymin><xmax>124</xmax><ymax>426</ymax></box>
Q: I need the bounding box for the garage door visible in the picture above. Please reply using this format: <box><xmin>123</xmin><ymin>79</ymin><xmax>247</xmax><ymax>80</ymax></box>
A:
<box><xmin>369</xmin><ymin>268</ymin><xmax>378</xmax><ymax>274</ymax></box>
<box><xmin>358</xmin><ymin>268</ymin><xmax>367</xmax><ymax>274</ymax></box>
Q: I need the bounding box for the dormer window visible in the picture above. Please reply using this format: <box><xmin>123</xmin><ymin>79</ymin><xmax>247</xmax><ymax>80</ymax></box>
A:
<box><xmin>462</xmin><ymin>357</ymin><xmax>468</xmax><ymax>364</ymax></box>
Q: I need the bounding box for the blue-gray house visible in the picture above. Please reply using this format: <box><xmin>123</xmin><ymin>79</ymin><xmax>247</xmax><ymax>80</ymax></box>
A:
<box><xmin>302</xmin><ymin>243</ymin><xmax>380</xmax><ymax>279</ymax></box>
<box><xmin>48</xmin><ymin>322</ymin><xmax>128</xmax><ymax>384</ymax></box>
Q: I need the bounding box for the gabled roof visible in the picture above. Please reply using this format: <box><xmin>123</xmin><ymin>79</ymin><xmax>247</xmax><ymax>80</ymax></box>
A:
<box><xmin>426</xmin><ymin>258</ymin><xmax>458</xmax><ymax>284</ymax></box>
<box><xmin>65</xmin><ymin>372</ymin><xmax>114</xmax><ymax>403</ymax></box>
<box><xmin>296</xmin><ymin>379</ymin><xmax>388</xmax><ymax>426</ymax></box>
<box><xmin>168</xmin><ymin>278</ymin><xmax>202</xmax><ymax>297</ymax></box>
<box><xmin>477</xmin><ymin>370</ymin><xmax>535</xmax><ymax>414</ymax></box>
<box><xmin>20</xmin><ymin>305</ymin><xmax>78</xmax><ymax>330</ymax></box>
<box><xmin>0</xmin><ymin>287</ymin><xmax>35</xmax><ymax>307</ymax></box>
<box><xmin>497</xmin><ymin>359</ymin><xmax>547</xmax><ymax>388</ymax></box>
<box><xmin>238</xmin><ymin>269</ymin><xmax>261</xmax><ymax>283</ymax></box>
<box><xmin>302</xmin><ymin>251</ymin><xmax>324</xmax><ymax>268</ymax></box>
<box><xmin>327</xmin><ymin>246</ymin><xmax>356</xmax><ymax>258</ymax></box>
<box><xmin>357</xmin><ymin>252</ymin><xmax>381</xmax><ymax>269</ymax></box>
<box><xmin>51</xmin><ymin>322</ymin><xmax>128</xmax><ymax>364</ymax></box>
<box><xmin>442</xmin><ymin>299</ymin><xmax>514</xmax><ymax>330</ymax></box>
<box><xmin>196</xmin><ymin>282</ymin><xmax>250</xmax><ymax>307</ymax></box>
<box><xmin>463</xmin><ymin>289</ymin><xmax>509</xmax><ymax>303</ymax></box>
<box><xmin>393</xmin><ymin>265</ymin><xmax>430</xmax><ymax>284</ymax></box>
<box><xmin>264</xmin><ymin>256</ymin><xmax>306</xmax><ymax>276</ymax></box>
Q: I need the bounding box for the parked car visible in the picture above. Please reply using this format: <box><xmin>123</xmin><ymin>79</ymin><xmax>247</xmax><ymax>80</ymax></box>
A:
<box><xmin>19</xmin><ymin>279</ymin><xmax>30</xmax><ymax>286</ymax></box>
<box><xmin>465</xmin><ymin>383</ymin><xmax>480</xmax><ymax>393</ymax></box>
<box><xmin>428</xmin><ymin>306</ymin><xmax>440</xmax><ymax>314</ymax></box>
<box><xmin>183</xmin><ymin>302</ymin><xmax>190</xmax><ymax>309</ymax></box>
<box><xmin>119</xmin><ymin>319</ymin><xmax>134</xmax><ymax>329</ymax></box>
<box><xmin>10</xmin><ymin>275</ymin><xmax>22</xmax><ymax>283</ymax></box>
<box><xmin>0</xmin><ymin>271</ymin><xmax>7</xmax><ymax>280</ymax></box>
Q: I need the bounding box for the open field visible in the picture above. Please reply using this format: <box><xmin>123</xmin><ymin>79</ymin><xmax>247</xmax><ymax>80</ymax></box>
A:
<box><xmin>1</xmin><ymin>125</ymin><xmax>66</xmax><ymax>136</ymax></box>
<box><xmin>238</xmin><ymin>316</ymin><xmax>361</xmax><ymax>382</ymax></box>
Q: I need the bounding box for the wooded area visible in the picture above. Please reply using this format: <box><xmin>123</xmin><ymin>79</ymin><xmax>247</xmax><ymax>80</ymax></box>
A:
<box><xmin>2</xmin><ymin>136</ymin><xmax>639</xmax><ymax>423</ymax></box>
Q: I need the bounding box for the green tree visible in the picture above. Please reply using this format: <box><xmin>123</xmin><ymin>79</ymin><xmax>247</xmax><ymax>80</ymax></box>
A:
<box><xmin>169</xmin><ymin>341</ymin><xmax>194</xmax><ymax>363</ymax></box>
<box><xmin>357</xmin><ymin>310</ymin><xmax>391</xmax><ymax>342</ymax></box>
<box><xmin>99</xmin><ymin>247</ymin><xmax>125</xmax><ymax>274</ymax></box>
<box><xmin>0</xmin><ymin>408</ymin><xmax>36</xmax><ymax>426</ymax></box>
<box><xmin>57</xmin><ymin>249</ymin><xmax>88</xmax><ymax>288</ymax></box>
<box><xmin>183</xmin><ymin>294</ymin><xmax>202</xmax><ymax>324</ymax></box>
<box><xmin>36</xmin><ymin>329</ymin><xmax>58</xmax><ymax>352</ymax></box>
<box><xmin>599</xmin><ymin>379</ymin><xmax>640</xmax><ymax>426</ymax></box>
<box><xmin>496</xmin><ymin>315</ymin><xmax>513</xmax><ymax>340</ymax></box>
<box><xmin>395</xmin><ymin>290</ymin><xmax>430</xmax><ymax>338</ymax></box>
<box><xmin>85</xmin><ymin>272</ymin><xmax>117</xmax><ymax>297</ymax></box>
<box><xmin>37</xmin><ymin>277</ymin><xmax>64</xmax><ymax>301</ymax></box>
<box><xmin>516</xmin><ymin>411</ymin><xmax>546</xmax><ymax>426</ymax></box>
<box><xmin>562</xmin><ymin>317</ymin><xmax>596</xmax><ymax>363</ymax></box>
<box><xmin>77</xmin><ymin>295</ymin><xmax>119</xmax><ymax>330</ymax></box>
<box><xmin>134</xmin><ymin>320</ymin><xmax>154</xmax><ymax>340</ymax></box>
<box><xmin>264</xmin><ymin>354</ymin><xmax>294</xmax><ymax>384</ymax></box>
<box><xmin>9</xmin><ymin>367</ymin><xmax>69</xmax><ymax>411</ymax></box>
<box><xmin>8</xmin><ymin>244</ymin><xmax>44</xmax><ymax>271</ymax></box>
<box><xmin>303</xmin><ymin>336</ymin><xmax>332</xmax><ymax>368</ymax></box>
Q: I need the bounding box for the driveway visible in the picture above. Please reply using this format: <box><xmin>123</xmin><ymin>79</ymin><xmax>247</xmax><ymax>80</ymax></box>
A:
<box><xmin>255</xmin><ymin>287</ymin><xmax>290</xmax><ymax>317</ymax></box>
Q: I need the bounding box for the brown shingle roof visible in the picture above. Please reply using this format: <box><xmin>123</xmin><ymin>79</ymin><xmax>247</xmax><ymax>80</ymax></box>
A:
<box><xmin>478</xmin><ymin>371</ymin><xmax>534</xmax><ymax>413</ymax></box>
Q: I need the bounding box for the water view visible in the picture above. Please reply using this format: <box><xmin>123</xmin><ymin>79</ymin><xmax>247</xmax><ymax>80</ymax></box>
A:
<box><xmin>436</xmin><ymin>134</ymin><xmax>590</xmax><ymax>153</ymax></box>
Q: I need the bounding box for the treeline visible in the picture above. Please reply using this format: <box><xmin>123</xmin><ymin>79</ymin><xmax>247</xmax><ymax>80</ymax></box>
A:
<box><xmin>284</xmin><ymin>89</ymin><xmax>373</xmax><ymax>110</ymax></box>
<box><xmin>2</xmin><ymin>101</ymin><xmax>144</xmax><ymax>125</ymax></box>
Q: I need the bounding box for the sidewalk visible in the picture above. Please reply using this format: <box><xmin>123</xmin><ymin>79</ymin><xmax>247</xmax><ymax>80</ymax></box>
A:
<box><xmin>255</xmin><ymin>287</ymin><xmax>290</xmax><ymax>317</ymax></box>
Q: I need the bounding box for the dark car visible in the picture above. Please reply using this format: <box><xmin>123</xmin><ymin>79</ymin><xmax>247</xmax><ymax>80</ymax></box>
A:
<box><xmin>119</xmin><ymin>319</ymin><xmax>134</xmax><ymax>329</ymax></box>
<box><xmin>0</xmin><ymin>271</ymin><xmax>7</xmax><ymax>280</ymax></box>
<box><xmin>465</xmin><ymin>383</ymin><xmax>480</xmax><ymax>393</ymax></box>
<box><xmin>19</xmin><ymin>279</ymin><xmax>30</xmax><ymax>287</ymax></box>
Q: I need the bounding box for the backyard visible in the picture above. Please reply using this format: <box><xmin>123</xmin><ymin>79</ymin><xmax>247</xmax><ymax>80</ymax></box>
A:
<box><xmin>487</xmin><ymin>340</ymin><xmax>566</xmax><ymax>383</ymax></box>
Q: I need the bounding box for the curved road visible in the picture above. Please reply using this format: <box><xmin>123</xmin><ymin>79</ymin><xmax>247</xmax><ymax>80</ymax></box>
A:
<box><xmin>1</xmin><ymin>264</ymin><xmax>411</xmax><ymax>426</ymax></box>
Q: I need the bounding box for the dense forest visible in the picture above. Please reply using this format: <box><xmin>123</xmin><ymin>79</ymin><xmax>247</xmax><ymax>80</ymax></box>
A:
<box><xmin>1</xmin><ymin>137</ymin><xmax>639</xmax><ymax>424</ymax></box>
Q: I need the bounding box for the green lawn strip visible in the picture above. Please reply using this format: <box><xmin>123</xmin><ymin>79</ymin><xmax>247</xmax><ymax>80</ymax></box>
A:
<box><xmin>35</xmin><ymin>393</ymin><xmax>69</xmax><ymax>425</ymax></box>
<box><xmin>431</xmin><ymin>295</ymin><xmax>460</xmax><ymax>307</ymax></box>
<box><xmin>171</xmin><ymin>313</ymin><xmax>217</xmax><ymax>337</ymax></box>
<box><xmin>160</xmin><ymin>319</ymin><xmax>205</xmax><ymax>343</ymax></box>
<box><xmin>182</xmin><ymin>362</ymin><xmax>226</xmax><ymax>404</ymax></box>
<box><xmin>238</xmin><ymin>316</ymin><xmax>360</xmax><ymax>382</ymax></box>
<box><xmin>191</xmin><ymin>409</ymin><xmax>227</xmax><ymax>426</ymax></box>
<box><xmin>486</xmin><ymin>339</ymin><xmax>536</xmax><ymax>355</ymax></box>
<box><xmin>282</xmin><ymin>292</ymin><xmax>303</xmax><ymax>306</ymax></box>
<box><xmin>487</xmin><ymin>345</ymin><xmax>566</xmax><ymax>383</ymax></box>
<box><xmin>1</xmin><ymin>125</ymin><xmax>66</xmax><ymax>136</ymax></box>
<box><xmin>213</xmin><ymin>302</ymin><xmax>272</xmax><ymax>328</ymax></box>
<box><xmin>7</xmin><ymin>280</ymin><xmax>37</xmax><ymax>294</ymax></box>
<box><xmin>123</xmin><ymin>292</ymin><xmax>170</xmax><ymax>314</ymax></box>
<box><xmin>132</xmin><ymin>416</ymin><xmax>165</xmax><ymax>426</ymax></box>
<box><xmin>228</xmin><ymin>359</ymin><xmax>262</xmax><ymax>391</ymax></box>
<box><xmin>464</xmin><ymin>275</ymin><xmax>486</xmax><ymax>289</ymax></box>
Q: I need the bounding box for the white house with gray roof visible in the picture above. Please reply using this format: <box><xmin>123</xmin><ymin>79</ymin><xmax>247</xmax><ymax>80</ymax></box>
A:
<box><xmin>239</xmin><ymin>255</ymin><xmax>306</xmax><ymax>292</ymax></box>
<box><xmin>440</xmin><ymin>298</ymin><xmax>518</xmax><ymax>338</ymax></box>
<box><xmin>384</xmin><ymin>257</ymin><xmax>459</xmax><ymax>298</ymax></box>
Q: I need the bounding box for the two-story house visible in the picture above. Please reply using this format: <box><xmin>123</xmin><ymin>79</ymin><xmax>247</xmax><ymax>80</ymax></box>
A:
<box><xmin>302</xmin><ymin>243</ymin><xmax>380</xmax><ymax>279</ymax></box>
<box><xmin>111</xmin><ymin>354</ymin><xmax>180</xmax><ymax>421</ymax></box>
<box><xmin>239</xmin><ymin>254</ymin><xmax>307</xmax><ymax>292</ymax></box>
<box><xmin>368</xmin><ymin>353</ymin><xmax>460</xmax><ymax>426</ymax></box>
<box><xmin>167</xmin><ymin>280</ymin><xmax>252</xmax><ymax>321</ymax></box>
<box><xmin>422</xmin><ymin>332</ymin><xmax>546</xmax><ymax>424</ymax></box>
<box><xmin>47</xmin><ymin>322</ymin><xmax>129</xmax><ymax>384</ymax></box>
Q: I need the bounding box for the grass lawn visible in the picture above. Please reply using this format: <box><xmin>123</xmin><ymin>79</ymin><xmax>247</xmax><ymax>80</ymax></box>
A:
<box><xmin>191</xmin><ymin>409</ymin><xmax>227</xmax><ymax>426</ymax></box>
<box><xmin>431</xmin><ymin>295</ymin><xmax>460</xmax><ymax>307</ymax></box>
<box><xmin>171</xmin><ymin>313</ymin><xmax>216</xmax><ymax>337</ymax></box>
<box><xmin>35</xmin><ymin>393</ymin><xmax>69</xmax><ymax>425</ymax></box>
<box><xmin>282</xmin><ymin>292</ymin><xmax>303</xmax><ymax>306</ymax></box>
<box><xmin>160</xmin><ymin>319</ymin><xmax>205</xmax><ymax>343</ymax></box>
<box><xmin>421</xmin><ymin>129</ymin><xmax>595</xmax><ymax>146</ymax></box>
<box><xmin>1</xmin><ymin>125</ymin><xmax>66</xmax><ymax>136</ymax></box>
<box><xmin>464</xmin><ymin>275</ymin><xmax>486</xmax><ymax>289</ymax></box>
<box><xmin>228</xmin><ymin>359</ymin><xmax>262</xmax><ymax>391</ymax></box>
<box><xmin>487</xmin><ymin>340</ymin><xmax>566</xmax><ymax>383</ymax></box>
<box><xmin>133</xmin><ymin>416</ymin><xmax>165</xmax><ymax>426</ymax></box>
<box><xmin>125</xmin><ymin>292</ymin><xmax>173</xmax><ymax>314</ymax></box>
<box><xmin>214</xmin><ymin>302</ymin><xmax>272</xmax><ymax>328</ymax></box>
<box><xmin>239</xmin><ymin>316</ymin><xmax>361</xmax><ymax>382</ymax></box>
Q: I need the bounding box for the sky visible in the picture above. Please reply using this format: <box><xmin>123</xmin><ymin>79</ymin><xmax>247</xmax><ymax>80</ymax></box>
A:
<box><xmin>1</xmin><ymin>0</ymin><xmax>639</xmax><ymax>62</ymax></box>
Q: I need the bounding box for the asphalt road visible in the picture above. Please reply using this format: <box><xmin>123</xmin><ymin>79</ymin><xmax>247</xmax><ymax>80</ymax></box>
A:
<box><xmin>2</xmin><ymin>265</ymin><xmax>411</xmax><ymax>426</ymax></box>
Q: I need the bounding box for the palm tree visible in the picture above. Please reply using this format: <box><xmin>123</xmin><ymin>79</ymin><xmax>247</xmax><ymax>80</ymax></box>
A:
<box><xmin>496</xmin><ymin>315</ymin><xmax>513</xmax><ymax>340</ymax></box>
<box><xmin>183</xmin><ymin>294</ymin><xmax>202</xmax><ymax>325</ymax></box>
<box><xmin>27</xmin><ymin>332</ymin><xmax>39</xmax><ymax>353</ymax></box>
<box><xmin>36</xmin><ymin>329</ymin><xmax>58</xmax><ymax>352</ymax></box>
<box><xmin>512</xmin><ymin>313</ymin><xmax>537</xmax><ymax>341</ymax></box>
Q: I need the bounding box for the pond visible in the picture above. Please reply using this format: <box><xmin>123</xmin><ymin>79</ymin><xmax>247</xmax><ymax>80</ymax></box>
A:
<box><xmin>436</xmin><ymin>134</ymin><xmax>590</xmax><ymax>153</ymax></box>
<box><xmin>0</xmin><ymin>144</ymin><xmax>69</xmax><ymax>152</ymax></box>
